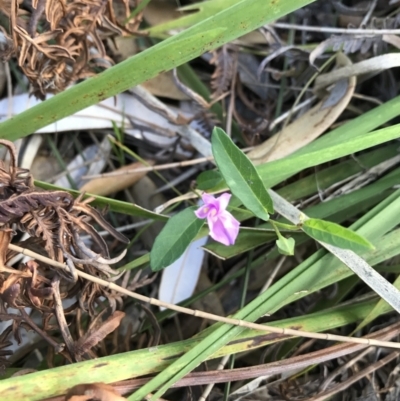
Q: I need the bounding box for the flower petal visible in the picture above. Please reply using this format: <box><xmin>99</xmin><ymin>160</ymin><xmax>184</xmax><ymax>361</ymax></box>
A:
<box><xmin>216</xmin><ymin>193</ymin><xmax>231</xmax><ymax>212</ymax></box>
<box><xmin>195</xmin><ymin>205</ymin><xmax>210</xmax><ymax>219</ymax></box>
<box><xmin>201</xmin><ymin>193</ymin><xmax>217</xmax><ymax>206</ymax></box>
<box><xmin>207</xmin><ymin>210</ymin><xmax>240</xmax><ymax>246</ymax></box>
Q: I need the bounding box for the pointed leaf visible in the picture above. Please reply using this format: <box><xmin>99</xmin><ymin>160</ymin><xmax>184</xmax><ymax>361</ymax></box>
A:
<box><xmin>150</xmin><ymin>207</ymin><xmax>204</xmax><ymax>271</ymax></box>
<box><xmin>302</xmin><ymin>218</ymin><xmax>375</xmax><ymax>252</ymax></box>
<box><xmin>211</xmin><ymin>127</ymin><xmax>273</xmax><ymax>221</ymax></box>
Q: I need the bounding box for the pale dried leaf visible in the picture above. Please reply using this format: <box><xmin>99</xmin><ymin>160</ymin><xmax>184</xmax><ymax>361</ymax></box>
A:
<box><xmin>74</xmin><ymin>311</ymin><xmax>125</xmax><ymax>356</ymax></box>
<box><xmin>143</xmin><ymin>71</ymin><xmax>190</xmax><ymax>100</ymax></box>
<box><xmin>143</xmin><ymin>0</ymin><xmax>181</xmax><ymax>27</ymax></box>
<box><xmin>66</xmin><ymin>382</ymin><xmax>127</xmax><ymax>401</ymax></box>
<box><xmin>310</xmin><ymin>35</ymin><xmax>377</xmax><ymax>68</ymax></box>
<box><xmin>55</xmin><ymin>144</ymin><xmax>102</xmax><ymax>189</ymax></box>
<box><xmin>248</xmin><ymin>53</ymin><xmax>356</xmax><ymax>164</ymax></box>
<box><xmin>80</xmin><ymin>161</ymin><xmax>155</xmax><ymax>196</ymax></box>
<box><xmin>382</xmin><ymin>34</ymin><xmax>400</xmax><ymax>50</ymax></box>
<box><xmin>315</xmin><ymin>53</ymin><xmax>400</xmax><ymax>90</ymax></box>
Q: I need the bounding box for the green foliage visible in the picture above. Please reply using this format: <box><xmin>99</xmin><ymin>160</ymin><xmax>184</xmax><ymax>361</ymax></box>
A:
<box><xmin>0</xmin><ymin>296</ymin><xmax>388</xmax><ymax>399</ymax></box>
<box><xmin>0</xmin><ymin>0</ymin><xmax>314</xmax><ymax>142</ymax></box>
<box><xmin>276</xmin><ymin>235</ymin><xmax>296</xmax><ymax>256</ymax></box>
<box><xmin>197</xmin><ymin>170</ymin><xmax>224</xmax><ymax>190</ymax></box>
<box><xmin>35</xmin><ymin>181</ymin><xmax>168</xmax><ymax>221</ymax></box>
<box><xmin>150</xmin><ymin>207</ymin><xmax>204</xmax><ymax>271</ymax></box>
<box><xmin>302</xmin><ymin>218</ymin><xmax>375</xmax><ymax>252</ymax></box>
<box><xmin>211</xmin><ymin>127</ymin><xmax>273</xmax><ymax>220</ymax></box>
<box><xmin>5</xmin><ymin>0</ymin><xmax>400</xmax><ymax>399</ymax></box>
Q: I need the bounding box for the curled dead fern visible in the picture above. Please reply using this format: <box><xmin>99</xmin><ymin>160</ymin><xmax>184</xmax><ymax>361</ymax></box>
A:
<box><xmin>209</xmin><ymin>44</ymin><xmax>238</xmax><ymax>100</ymax></box>
<box><xmin>1</xmin><ymin>0</ymin><xmax>144</xmax><ymax>97</ymax></box>
<box><xmin>0</xmin><ymin>139</ymin><xmax>128</xmax><ymax>275</ymax></box>
<box><xmin>0</xmin><ymin>140</ymin><xmax>130</xmax><ymax>363</ymax></box>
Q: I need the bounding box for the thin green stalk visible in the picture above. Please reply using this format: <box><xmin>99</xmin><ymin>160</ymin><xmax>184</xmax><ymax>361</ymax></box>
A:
<box><xmin>125</xmin><ymin>0</ymin><xmax>152</xmax><ymax>22</ymax></box>
<box><xmin>273</xmin><ymin>15</ymin><xmax>296</xmax><ymax>124</ymax></box>
<box><xmin>111</xmin><ymin>122</ymin><xmax>126</xmax><ymax>166</ymax></box>
<box><xmin>46</xmin><ymin>136</ymin><xmax>77</xmax><ymax>190</ymax></box>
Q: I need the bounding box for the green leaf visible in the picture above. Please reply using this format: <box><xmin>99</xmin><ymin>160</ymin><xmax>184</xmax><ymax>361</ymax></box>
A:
<box><xmin>197</xmin><ymin>170</ymin><xmax>224</xmax><ymax>190</ymax></box>
<box><xmin>211</xmin><ymin>127</ymin><xmax>273</xmax><ymax>220</ymax></box>
<box><xmin>276</xmin><ymin>236</ymin><xmax>295</xmax><ymax>256</ymax></box>
<box><xmin>150</xmin><ymin>207</ymin><xmax>204</xmax><ymax>271</ymax></box>
<box><xmin>302</xmin><ymin>218</ymin><xmax>375</xmax><ymax>251</ymax></box>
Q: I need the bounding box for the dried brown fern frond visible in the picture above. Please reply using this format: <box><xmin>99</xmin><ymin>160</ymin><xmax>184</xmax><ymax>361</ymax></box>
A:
<box><xmin>0</xmin><ymin>140</ymin><xmax>129</xmax><ymax>363</ymax></box>
<box><xmin>73</xmin><ymin>309</ymin><xmax>125</xmax><ymax>358</ymax></box>
<box><xmin>1</xmin><ymin>0</ymin><xmax>144</xmax><ymax>97</ymax></box>
<box><xmin>209</xmin><ymin>44</ymin><xmax>238</xmax><ymax>100</ymax></box>
<box><xmin>0</xmin><ymin>140</ymin><xmax>128</xmax><ymax>274</ymax></box>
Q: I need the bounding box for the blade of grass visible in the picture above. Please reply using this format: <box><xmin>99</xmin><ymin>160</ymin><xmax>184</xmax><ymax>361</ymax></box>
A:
<box><xmin>0</xmin><ymin>296</ymin><xmax>392</xmax><ymax>400</ymax></box>
<box><xmin>202</xmin><ymin>94</ymin><xmax>400</xmax><ymax>194</ymax></box>
<box><xmin>0</xmin><ymin>0</ymin><xmax>315</xmax><ymax>142</ymax></box>
<box><xmin>46</xmin><ymin>136</ymin><xmax>77</xmax><ymax>189</ymax></box>
<box><xmin>130</xmin><ymin>176</ymin><xmax>400</xmax><ymax>400</ymax></box>
<box><xmin>35</xmin><ymin>181</ymin><xmax>168</xmax><ymax>221</ymax></box>
<box><xmin>258</xmin><ymin>123</ymin><xmax>400</xmax><ymax>188</ymax></box>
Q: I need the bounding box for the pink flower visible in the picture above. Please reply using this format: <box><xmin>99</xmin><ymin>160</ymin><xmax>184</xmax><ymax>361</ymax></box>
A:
<box><xmin>195</xmin><ymin>193</ymin><xmax>240</xmax><ymax>246</ymax></box>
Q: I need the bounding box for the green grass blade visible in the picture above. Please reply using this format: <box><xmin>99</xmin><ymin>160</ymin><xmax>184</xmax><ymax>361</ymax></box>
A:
<box><xmin>354</xmin><ymin>275</ymin><xmax>400</xmax><ymax>332</ymax></box>
<box><xmin>277</xmin><ymin>145</ymin><xmax>397</xmax><ymax>201</ymax></box>
<box><xmin>258</xmin><ymin>123</ymin><xmax>400</xmax><ymax>188</ymax></box>
<box><xmin>0</xmin><ymin>296</ymin><xmax>388</xmax><ymax>400</ymax></box>
<box><xmin>35</xmin><ymin>181</ymin><xmax>167</xmax><ymax>221</ymax></box>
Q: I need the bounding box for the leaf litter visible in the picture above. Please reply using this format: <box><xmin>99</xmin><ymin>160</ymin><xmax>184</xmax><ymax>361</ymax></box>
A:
<box><xmin>1</xmin><ymin>1</ymin><xmax>400</xmax><ymax>400</ymax></box>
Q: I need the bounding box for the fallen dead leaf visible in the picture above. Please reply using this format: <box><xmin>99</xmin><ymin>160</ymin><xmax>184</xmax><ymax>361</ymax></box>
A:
<box><xmin>66</xmin><ymin>382</ymin><xmax>127</xmax><ymax>401</ymax></box>
<box><xmin>74</xmin><ymin>311</ymin><xmax>126</xmax><ymax>357</ymax></box>
<box><xmin>248</xmin><ymin>52</ymin><xmax>356</xmax><ymax>164</ymax></box>
<box><xmin>80</xmin><ymin>161</ymin><xmax>155</xmax><ymax>196</ymax></box>
<box><xmin>142</xmin><ymin>71</ymin><xmax>189</xmax><ymax>100</ymax></box>
<box><xmin>143</xmin><ymin>0</ymin><xmax>181</xmax><ymax>27</ymax></box>
<box><xmin>314</xmin><ymin>53</ymin><xmax>400</xmax><ymax>90</ymax></box>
